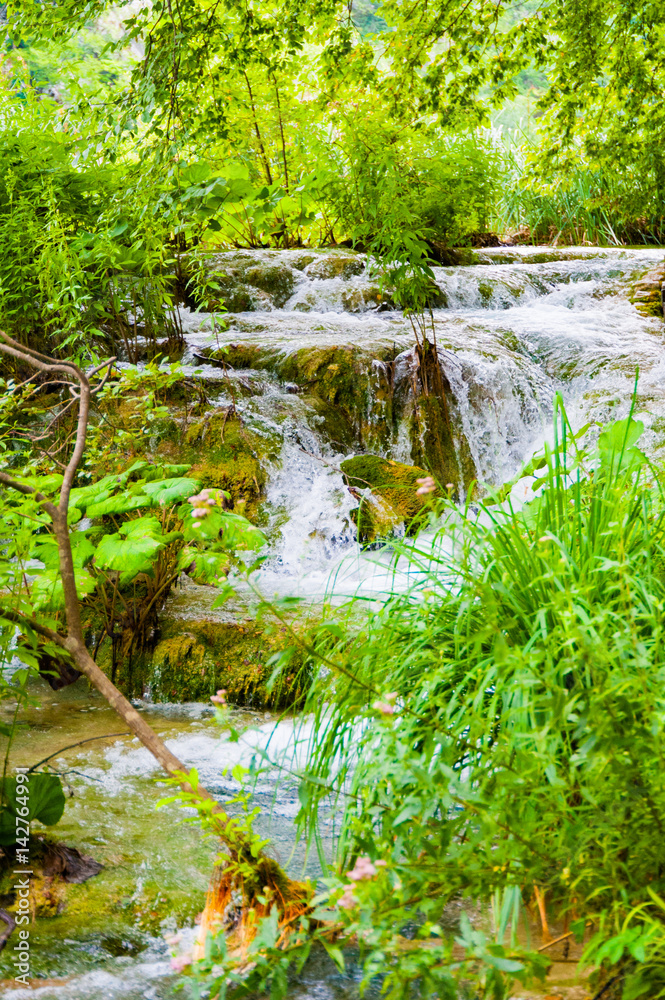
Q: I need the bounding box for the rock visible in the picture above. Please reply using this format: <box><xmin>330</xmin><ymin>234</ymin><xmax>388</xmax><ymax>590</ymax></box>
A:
<box><xmin>0</xmin><ymin>909</ymin><xmax>15</xmax><ymax>951</ymax></box>
<box><xmin>0</xmin><ymin>838</ymin><xmax>103</xmax><ymax>925</ymax></box>
<box><xmin>305</xmin><ymin>252</ymin><xmax>365</xmax><ymax>280</ymax></box>
<box><xmin>206</xmin><ymin>343</ymin><xmax>401</xmax><ymax>452</ymax></box>
<box><xmin>146</xmin><ymin>600</ymin><xmax>307</xmax><ymax>707</ymax></box>
<box><xmin>192</xmin><ymin>251</ymin><xmax>299</xmax><ymax>311</ymax></box>
<box><xmin>630</xmin><ymin>262</ymin><xmax>665</xmax><ymax>317</ymax></box>
<box><xmin>40</xmin><ymin>841</ymin><xmax>103</xmax><ymax>885</ymax></box>
<box><xmin>170</xmin><ymin>408</ymin><xmax>276</xmax><ymax>518</ymax></box>
<box><xmin>340</xmin><ymin>454</ymin><xmax>440</xmax><ymax>543</ymax></box>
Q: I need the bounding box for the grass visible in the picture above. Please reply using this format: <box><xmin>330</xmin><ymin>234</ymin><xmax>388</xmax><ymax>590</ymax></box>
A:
<box><xmin>273</xmin><ymin>394</ymin><xmax>665</xmax><ymax>997</ymax></box>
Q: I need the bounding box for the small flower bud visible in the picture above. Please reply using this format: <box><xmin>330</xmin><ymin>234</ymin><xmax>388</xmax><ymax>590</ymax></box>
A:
<box><xmin>415</xmin><ymin>476</ymin><xmax>436</xmax><ymax>495</ymax></box>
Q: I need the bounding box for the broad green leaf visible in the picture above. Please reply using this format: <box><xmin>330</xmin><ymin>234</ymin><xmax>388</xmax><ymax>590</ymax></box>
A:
<box><xmin>86</xmin><ymin>492</ymin><xmax>154</xmax><ymax>517</ymax></box>
<box><xmin>141</xmin><ymin>477</ymin><xmax>200</xmax><ymax>505</ymax></box>
<box><xmin>0</xmin><ymin>774</ymin><xmax>66</xmax><ymax>845</ymax></box>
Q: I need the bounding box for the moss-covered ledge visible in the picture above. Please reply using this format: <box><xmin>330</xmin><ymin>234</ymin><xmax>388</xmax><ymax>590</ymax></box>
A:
<box><xmin>340</xmin><ymin>454</ymin><xmax>441</xmax><ymax>543</ymax></box>
<box><xmin>143</xmin><ymin>597</ymin><xmax>309</xmax><ymax>708</ymax></box>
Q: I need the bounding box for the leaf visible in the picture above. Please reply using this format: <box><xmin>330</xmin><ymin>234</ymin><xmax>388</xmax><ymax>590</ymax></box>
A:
<box><xmin>141</xmin><ymin>477</ymin><xmax>201</xmax><ymax>505</ymax></box>
<box><xmin>484</xmin><ymin>953</ymin><xmax>525</xmax><ymax>973</ymax></box>
<box><xmin>249</xmin><ymin>908</ymin><xmax>279</xmax><ymax>953</ymax></box>
<box><xmin>321</xmin><ymin>939</ymin><xmax>345</xmax><ymax>972</ymax></box>
<box><xmin>86</xmin><ymin>492</ymin><xmax>154</xmax><ymax>517</ymax></box>
<box><xmin>94</xmin><ymin>521</ymin><xmax>166</xmax><ymax>579</ymax></box>
<box><xmin>30</xmin><ymin>567</ymin><xmax>97</xmax><ymax>610</ymax></box>
<box><xmin>0</xmin><ymin>774</ymin><xmax>66</xmax><ymax>845</ymax></box>
<box><xmin>598</xmin><ymin>416</ymin><xmax>643</xmax><ymax>455</ymax></box>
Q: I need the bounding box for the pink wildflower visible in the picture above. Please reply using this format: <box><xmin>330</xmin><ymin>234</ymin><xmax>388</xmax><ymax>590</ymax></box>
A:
<box><xmin>338</xmin><ymin>885</ymin><xmax>358</xmax><ymax>910</ymax></box>
<box><xmin>164</xmin><ymin>932</ymin><xmax>182</xmax><ymax>947</ymax></box>
<box><xmin>415</xmin><ymin>476</ymin><xmax>436</xmax><ymax>495</ymax></box>
<box><xmin>347</xmin><ymin>856</ymin><xmax>378</xmax><ymax>881</ymax></box>
<box><xmin>170</xmin><ymin>952</ymin><xmax>192</xmax><ymax>972</ymax></box>
<box><xmin>188</xmin><ymin>490</ymin><xmax>215</xmax><ymax>508</ymax></box>
<box><xmin>211</xmin><ymin>688</ymin><xmax>228</xmax><ymax>706</ymax></box>
<box><xmin>372</xmin><ymin>700</ymin><xmax>395</xmax><ymax>716</ymax></box>
<box><xmin>191</xmin><ymin>507</ymin><xmax>210</xmax><ymax>518</ymax></box>
<box><xmin>375</xmin><ymin>859</ymin><xmax>388</xmax><ymax>868</ymax></box>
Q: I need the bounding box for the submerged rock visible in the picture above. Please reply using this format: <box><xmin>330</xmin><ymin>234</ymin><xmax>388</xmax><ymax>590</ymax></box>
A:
<box><xmin>630</xmin><ymin>261</ymin><xmax>665</xmax><ymax>317</ymax></box>
<box><xmin>0</xmin><ymin>837</ymin><xmax>103</xmax><ymax>927</ymax></box>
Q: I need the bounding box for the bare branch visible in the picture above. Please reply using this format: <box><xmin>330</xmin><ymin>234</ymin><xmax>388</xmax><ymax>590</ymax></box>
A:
<box><xmin>0</xmin><ymin>330</ymin><xmax>82</xmax><ymax>372</ymax></box>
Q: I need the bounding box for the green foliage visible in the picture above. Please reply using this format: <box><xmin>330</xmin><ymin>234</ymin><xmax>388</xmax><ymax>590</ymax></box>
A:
<box><xmin>0</xmin><ymin>774</ymin><xmax>66</xmax><ymax>845</ymax></box>
<box><xmin>0</xmin><ymin>455</ymin><xmax>266</xmax><ymax>687</ymax></box>
<box><xmin>194</xmin><ymin>401</ymin><xmax>665</xmax><ymax>997</ymax></box>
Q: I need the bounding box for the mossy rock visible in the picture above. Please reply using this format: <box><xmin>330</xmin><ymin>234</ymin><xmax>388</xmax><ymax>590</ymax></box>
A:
<box><xmin>305</xmin><ymin>253</ymin><xmax>366</xmax><ymax>280</ymax></box>
<box><xmin>242</xmin><ymin>264</ymin><xmax>296</xmax><ymax>305</ymax></box>
<box><xmin>191</xmin><ymin>252</ymin><xmax>298</xmax><ymax>311</ymax></box>
<box><xmin>629</xmin><ymin>262</ymin><xmax>665</xmax><ymax>318</ymax></box>
<box><xmin>175</xmin><ymin>409</ymin><xmax>276</xmax><ymax>518</ymax></box>
<box><xmin>148</xmin><ymin>617</ymin><xmax>307</xmax><ymax>707</ymax></box>
<box><xmin>340</xmin><ymin>454</ymin><xmax>439</xmax><ymax>543</ymax></box>
<box><xmin>206</xmin><ymin>343</ymin><xmax>401</xmax><ymax>450</ymax></box>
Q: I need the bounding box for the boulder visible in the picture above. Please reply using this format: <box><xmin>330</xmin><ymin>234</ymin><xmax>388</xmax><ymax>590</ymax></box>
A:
<box><xmin>340</xmin><ymin>454</ymin><xmax>440</xmax><ymax>544</ymax></box>
<box><xmin>630</xmin><ymin>262</ymin><xmax>665</xmax><ymax>318</ymax></box>
<box><xmin>147</xmin><ymin>597</ymin><xmax>307</xmax><ymax>707</ymax></box>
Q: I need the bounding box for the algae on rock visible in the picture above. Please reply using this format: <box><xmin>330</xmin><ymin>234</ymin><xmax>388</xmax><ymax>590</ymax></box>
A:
<box><xmin>630</xmin><ymin>261</ymin><xmax>665</xmax><ymax>318</ymax></box>
<box><xmin>148</xmin><ymin>608</ymin><xmax>307</xmax><ymax>707</ymax></box>
<box><xmin>207</xmin><ymin>343</ymin><xmax>402</xmax><ymax>454</ymax></box>
<box><xmin>177</xmin><ymin>408</ymin><xmax>277</xmax><ymax>518</ymax></box>
<box><xmin>340</xmin><ymin>454</ymin><xmax>439</xmax><ymax>543</ymax></box>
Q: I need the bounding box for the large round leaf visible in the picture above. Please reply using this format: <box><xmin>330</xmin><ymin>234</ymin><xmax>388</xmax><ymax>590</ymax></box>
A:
<box><xmin>0</xmin><ymin>774</ymin><xmax>66</xmax><ymax>845</ymax></box>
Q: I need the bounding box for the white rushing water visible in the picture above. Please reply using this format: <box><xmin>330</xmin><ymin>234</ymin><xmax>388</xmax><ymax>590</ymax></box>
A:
<box><xmin>176</xmin><ymin>245</ymin><xmax>665</xmax><ymax>598</ymax></box>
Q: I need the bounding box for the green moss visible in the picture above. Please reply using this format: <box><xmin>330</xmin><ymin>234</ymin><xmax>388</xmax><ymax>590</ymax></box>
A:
<box><xmin>306</xmin><ymin>253</ymin><xmax>365</xmax><ymax>280</ymax></box>
<box><xmin>629</xmin><ymin>262</ymin><xmax>665</xmax><ymax>318</ymax></box>
<box><xmin>177</xmin><ymin>409</ymin><xmax>277</xmax><ymax>518</ymax></box>
<box><xmin>243</xmin><ymin>263</ymin><xmax>295</xmax><ymax>305</ymax></box>
<box><xmin>206</xmin><ymin>343</ymin><xmax>400</xmax><ymax>451</ymax></box>
<box><xmin>191</xmin><ymin>254</ymin><xmax>298</xmax><ymax>311</ymax></box>
<box><xmin>340</xmin><ymin>454</ymin><xmax>439</xmax><ymax>543</ymax></box>
<box><xmin>149</xmin><ymin>617</ymin><xmax>307</xmax><ymax>707</ymax></box>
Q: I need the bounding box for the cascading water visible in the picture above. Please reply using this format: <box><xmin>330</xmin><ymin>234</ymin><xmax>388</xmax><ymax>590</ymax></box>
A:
<box><xmin>179</xmin><ymin>244</ymin><xmax>665</xmax><ymax>595</ymax></box>
<box><xmin>2</xmin><ymin>245</ymin><xmax>663</xmax><ymax>999</ymax></box>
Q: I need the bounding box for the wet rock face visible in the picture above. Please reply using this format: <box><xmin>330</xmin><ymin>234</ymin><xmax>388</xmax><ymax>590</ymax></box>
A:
<box><xmin>340</xmin><ymin>454</ymin><xmax>439</xmax><ymax>543</ymax></box>
<box><xmin>191</xmin><ymin>248</ymin><xmax>369</xmax><ymax>312</ymax></box>
<box><xmin>199</xmin><ymin>250</ymin><xmax>298</xmax><ymax>311</ymax></box>
<box><xmin>304</xmin><ymin>252</ymin><xmax>365</xmax><ymax>280</ymax></box>
<box><xmin>206</xmin><ymin>342</ymin><xmax>403</xmax><ymax>453</ymax></box>
<box><xmin>630</xmin><ymin>261</ymin><xmax>665</xmax><ymax>317</ymax></box>
<box><xmin>147</xmin><ymin>613</ymin><xmax>307</xmax><ymax>707</ymax></box>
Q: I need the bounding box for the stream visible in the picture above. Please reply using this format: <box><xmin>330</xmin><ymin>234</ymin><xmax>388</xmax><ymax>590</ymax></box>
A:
<box><xmin>1</xmin><ymin>245</ymin><xmax>663</xmax><ymax>998</ymax></box>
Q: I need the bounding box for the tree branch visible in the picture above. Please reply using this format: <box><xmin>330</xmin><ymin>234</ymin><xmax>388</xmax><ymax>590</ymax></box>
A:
<box><xmin>0</xmin><ymin>603</ymin><xmax>66</xmax><ymax>645</ymax></box>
